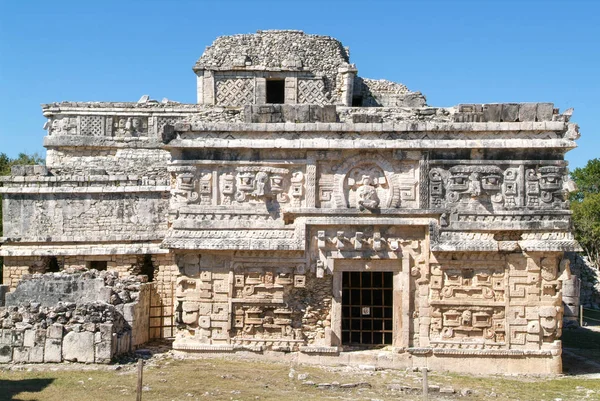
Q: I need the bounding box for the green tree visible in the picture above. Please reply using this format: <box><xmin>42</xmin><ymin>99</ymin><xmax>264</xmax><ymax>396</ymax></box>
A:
<box><xmin>570</xmin><ymin>158</ymin><xmax>600</xmax><ymax>268</ymax></box>
<box><xmin>0</xmin><ymin>152</ymin><xmax>45</xmax><ymax>283</ymax></box>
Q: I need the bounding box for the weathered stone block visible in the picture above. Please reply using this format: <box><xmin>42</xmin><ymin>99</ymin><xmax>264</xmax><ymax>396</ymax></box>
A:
<box><xmin>537</xmin><ymin>103</ymin><xmax>554</xmax><ymax>121</ymax></box>
<box><xmin>11</xmin><ymin>330</ymin><xmax>24</xmax><ymax>347</ymax></box>
<box><xmin>10</xmin><ymin>165</ymin><xmax>26</xmax><ymax>176</ymax></box>
<box><xmin>94</xmin><ymin>341</ymin><xmax>113</xmax><ymax>363</ymax></box>
<box><xmin>62</xmin><ymin>331</ymin><xmax>94</xmax><ymax>363</ymax></box>
<box><xmin>13</xmin><ymin>347</ymin><xmax>30</xmax><ymax>363</ymax></box>
<box><xmin>501</xmin><ymin>103</ymin><xmax>519</xmax><ymax>122</ymax></box>
<box><xmin>518</xmin><ymin>103</ymin><xmax>538</xmax><ymax>122</ymax></box>
<box><xmin>29</xmin><ymin>346</ymin><xmax>44</xmax><ymax>363</ymax></box>
<box><xmin>0</xmin><ymin>330</ymin><xmax>11</xmax><ymax>345</ymax></box>
<box><xmin>47</xmin><ymin>324</ymin><xmax>63</xmax><ymax>339</ymax></box>
<box><xmin>322</xmin><ymin>105</ymin><xmax>337</xmax><ymax>122</ymax></box>
<box><xmin>0</xmin><ymin>345</ymin><xmax>13</xmax><ymax>363</ymax></box>
<box><xmin>482</xmin><ymin>103</ymin><xmax>502</xmax><ymax>121</ymax></box>
<box><xmin>23</xmin><ymin>330</ymin><xmax>36</xmax><ymax>347</ymax></box>
<box><xmin>98</xmin><ymin>323</ymin><xmax>113</xmax><ymax>342</ymax></box>
<box><xmin>123</xmin><ymin>303</ymin><xmax>136</xmax><ymax>322</ymax></box>
<box><xmin>44</xmin><ymin>338</ymin><xmax>62</xmax><ymax>363</ymax></box>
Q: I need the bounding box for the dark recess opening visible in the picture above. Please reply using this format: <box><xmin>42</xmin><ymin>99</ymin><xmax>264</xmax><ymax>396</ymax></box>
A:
<box><xmin>47</xmin><ymin>256</ymin><xmax>60</xmax><ymax>273</ymax></box>
<box><xmin>88</xmin><ymin>261</ymin><xmax>107</xmax><ymax>271</ymax></box>
<box><xmin>140</xmin><ymin>254</ymin><xmax>155</xmax><ymax>282</ymax></box>
<box><xmin>266</xmin><ymin>80</ymin><xmax>285</xmax><ymax>104</ymax></box>
<box><xmin>342</xmin><ymin>271</ymin><xmax>393</xmax><ymax>346</ymax></box>
<box><xmin>352</xmin><ymin>96</ymin><xmax>363</xmax><ymax>107</ymax></box>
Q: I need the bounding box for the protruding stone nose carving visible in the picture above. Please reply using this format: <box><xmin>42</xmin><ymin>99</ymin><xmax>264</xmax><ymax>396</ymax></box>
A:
<box><xmin>468</xmin><ymin>172</ymin><xmax>482</xmax><ymax>197</ymax></box>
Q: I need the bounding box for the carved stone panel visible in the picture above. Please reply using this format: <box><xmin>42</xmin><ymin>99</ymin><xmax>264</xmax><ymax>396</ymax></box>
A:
<box><xmin>429</xmin><ymin>161</ymin><xmax>572</xmax><ymax>212</ymax></box>
<box><xmin>318</xmin><ymin>153</ymin><xmax>419</xmax><ymax>210</ymax></box>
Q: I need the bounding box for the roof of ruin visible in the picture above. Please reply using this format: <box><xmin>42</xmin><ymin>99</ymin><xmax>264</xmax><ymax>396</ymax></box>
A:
<box><xmin>193</xmin><ymin>30</ymin><xmax>350</xmax><ymax>73</ymax></box>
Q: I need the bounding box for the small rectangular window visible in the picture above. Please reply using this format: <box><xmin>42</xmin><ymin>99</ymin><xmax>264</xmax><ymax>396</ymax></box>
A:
<box><xmin>266</xmin><ymin>80</ymin><xmax>285</xmax><ymax>104</ymax></box>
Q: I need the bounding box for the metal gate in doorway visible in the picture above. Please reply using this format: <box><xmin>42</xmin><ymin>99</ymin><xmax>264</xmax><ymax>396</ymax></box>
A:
<box><xmin>148</xmin><ymin>282</ymin><xmax>175</xmax><ymax>340</ymax></box>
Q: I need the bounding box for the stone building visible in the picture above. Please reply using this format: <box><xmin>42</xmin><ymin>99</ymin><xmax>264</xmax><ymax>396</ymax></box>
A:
<box><xmin>0</xmin><ymin>30</ymin><xmax>581</xmax><ymax>373</ymax></box>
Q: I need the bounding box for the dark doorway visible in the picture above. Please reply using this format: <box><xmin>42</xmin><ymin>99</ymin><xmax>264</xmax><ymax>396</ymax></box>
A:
<box><xmin>47</xmin><ymin>256</ymin><xmax>60</xmax><ymax>273</ymax></box>
<box><xmin>342</xmin><ymin>271</ymin><xmax>393</xmax><ymax>345</ymax></box>
<box><xmin>266</xmin><ymin>79</ymin><xmax>285</xmax><ymax>104</ymax></box>
<box><xmin>140</xmin><ymin>254</ymin><xmax>155</xmax><ymax>282</ymax></box>
<box><xmin>88</xmin><ymin>261</ymin><xmax>107</xmax><ymax>271</ymax></box>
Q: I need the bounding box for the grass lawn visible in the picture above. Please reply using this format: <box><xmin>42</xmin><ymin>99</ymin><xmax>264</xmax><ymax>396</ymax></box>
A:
<box><xmin>1</xmin><ymin>327</ymin><xmax>600</xmax><ymax>401</ymax></box>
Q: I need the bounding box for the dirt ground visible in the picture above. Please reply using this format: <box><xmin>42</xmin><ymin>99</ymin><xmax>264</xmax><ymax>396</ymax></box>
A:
<box><xmin>1</xmin><ymin>326</ymin><xmax>599</xmax><ymax>401</ymax></box>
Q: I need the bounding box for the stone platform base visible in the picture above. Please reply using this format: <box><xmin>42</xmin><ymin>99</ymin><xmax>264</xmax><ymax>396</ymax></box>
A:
<box><xmin>172</xmin><ymin>343</ymin><xmax>562</xmax><ymax>375</ymax></box>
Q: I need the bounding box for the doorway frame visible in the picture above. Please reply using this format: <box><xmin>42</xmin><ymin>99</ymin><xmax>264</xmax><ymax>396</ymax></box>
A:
<box><xmin>330</xmin><ymin>257</ymin><xmax>410</xmax><ymax>348</ymax></box>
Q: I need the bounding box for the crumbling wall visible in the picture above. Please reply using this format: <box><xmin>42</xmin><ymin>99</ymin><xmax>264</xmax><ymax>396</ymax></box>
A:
<box><xmin>566</xmin><ymin>252</ymin><xmax>600</xmax><ymax>309</ymax></box>
<box><xmin>353</xmin><ymin>77</ymin><xmax>426</xmax><ymax>107</ymax></box>
<box><xmin>0</xmin><ymin>270</ymin><xmax>151</xmax><ymax>364</ymax></box>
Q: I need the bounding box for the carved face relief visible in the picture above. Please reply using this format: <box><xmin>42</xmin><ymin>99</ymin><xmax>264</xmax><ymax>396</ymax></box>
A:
<box><xmin>233</xmin><ymin>166</ymin><xmax>294</xmax><ymax>203</ymax></box>
<box><xmin>540</xmin><ymin>257</ymin><xmax>558</xmax><ymax>281</ymax></box>
<box><xmin>526</xmin><ymin>165</ymin><xmax>567</xmax><ymax>207</ymax></box>
<box><xmin>346</xmin><ymin>164</ymin><xmax>388</xmax><ymax>211</ymax></box>
<box><xmin>446</xmin><ymin>165</ymin><xmax>503</xmax><ymax>203</ymax></box>
<box><xmin>539</xmin><ymin>306</ymin><xmax>559</xmax><ymax>338</ymax></box>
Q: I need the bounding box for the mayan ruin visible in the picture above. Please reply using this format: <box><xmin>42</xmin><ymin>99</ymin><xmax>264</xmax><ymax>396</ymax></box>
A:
<box><xmin>0</xmin><ymin>30</ymin><xmax>583</xmax><ymax>374</ymax></box>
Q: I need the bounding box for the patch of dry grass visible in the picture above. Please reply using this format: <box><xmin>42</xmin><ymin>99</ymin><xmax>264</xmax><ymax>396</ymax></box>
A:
<box><xmin>2</xmin><ymin>356</ymin><xmax>600</xmax><ymax>401</ymax></box>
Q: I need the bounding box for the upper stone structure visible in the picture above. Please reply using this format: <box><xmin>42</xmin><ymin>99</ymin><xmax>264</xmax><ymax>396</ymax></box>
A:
<box><xmin>0</xmin><ymin>30</ymin><xmax>581</xmax><ymax>374</ymax></box>
<box><xmin>193</xmin><ymin>29</ymin><xmax>425</xmax><ymax>107</ymax></box>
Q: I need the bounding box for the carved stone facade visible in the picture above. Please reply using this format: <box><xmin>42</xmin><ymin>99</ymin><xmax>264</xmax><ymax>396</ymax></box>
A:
<box><xmin>0</xmin><ymin>31</ymin><xmax>580</xmax><ymax>374</ymax></box>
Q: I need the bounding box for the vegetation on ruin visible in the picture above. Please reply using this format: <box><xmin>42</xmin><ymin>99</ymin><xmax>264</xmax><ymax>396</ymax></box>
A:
<box><xmin>0</xmin><ymin>152</ymin><xmax>44</xmax><ymax>282</ymax></box>
<box><xmin>570</xmin><ymin>158</ymin><xmax>600</xmax><ymax>268</ymax></box>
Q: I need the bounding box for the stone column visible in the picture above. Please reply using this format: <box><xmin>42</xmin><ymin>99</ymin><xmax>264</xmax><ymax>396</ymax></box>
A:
<box><xmin>202</xmin><ymin>70</ymin><xmax>215</xmax><ymax>105</ymax></box>
<box><xmin>255</xmin><ymin>78</ymin><xmax>266</xmax><ymax>104</ymax></box>
<box><xmin>196</xmin><ymin>70</ymin><xmax>204</xmax><ymax>104</ymax></box>
<box><xmin>285</xmin><ymin>76</ymin><xmax>297</xmax><ymax>104</ymax></box>
<box><xmin>338</xmin><ymin>64</ymin><xmax>357</xmax><ymax>106</ymax></box>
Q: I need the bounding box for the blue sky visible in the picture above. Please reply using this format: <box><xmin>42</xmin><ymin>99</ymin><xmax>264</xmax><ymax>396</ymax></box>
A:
<box><xmin>0</xmin><ymin>0</ymin><xmax>597</xmax><ymax>170</ymax></box>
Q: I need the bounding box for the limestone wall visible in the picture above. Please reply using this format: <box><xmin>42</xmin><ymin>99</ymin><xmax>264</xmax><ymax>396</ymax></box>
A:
<box><xmin>0</xmin><ymin>270</ymin><xmax>151</xmax><ymax>364</ymax></box>
<box><xmin>2</xmin><ymin>192</ymin><xmax>168</xmax><ymax>243</ymax></box>
<box><xmin>46</xmin><ymin>148</ymin><xmax>170</xmax><ymax>178</ymax></box>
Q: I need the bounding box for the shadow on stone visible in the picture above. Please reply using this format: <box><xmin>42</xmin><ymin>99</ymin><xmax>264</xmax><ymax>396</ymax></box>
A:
<box><xmin>0</xmin><ymin>377</ymin><xmax>55</xmax><ymax>401</ymax></box>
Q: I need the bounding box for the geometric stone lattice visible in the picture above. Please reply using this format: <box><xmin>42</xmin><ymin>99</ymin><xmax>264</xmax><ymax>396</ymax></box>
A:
<box><xmin>216</xmin><ymin>78</ymin><xmax>254</xmax><ymax>106</ymax></box>
<box><xmin>297</xmin><ymin>79</ymin><xmax>327</xmax><ymax>104</ymax></box>
<box><xmin>80</xmin><ymin>115</ymin><xmax>103</xmax><ymax>136</ymax></box>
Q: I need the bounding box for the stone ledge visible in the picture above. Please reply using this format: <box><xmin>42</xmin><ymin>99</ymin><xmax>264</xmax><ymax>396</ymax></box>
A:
<box><xmin>176</xmin><ymin>121</ymin><xmax>567</xmax><ymax>133</ymax></box>
<box><xmin>0</xmin><ymin>242</ymin><xmax>168</xmax><ymax>257</ymax></box>
<box><xmin>408</xmin><ymin>347</ymin><xmax>554</xmax><ymax>357</ymax></box>
<box><xmin>166</xmin><ymin>138</ymin><xmax>576</xmax><ymax>150</ymax></box>
<box><xmin>299</xmin><ymin>346</ymin><xmax>340</xmax><ymax>354</ymax></box>
<box><xmin>173</xmin><ymin>344</ymin><xmax>235</xmax><ymax>352</ymax></box>
<box><xmin>0</xmin><ymin>186</ymin><xmax>170</xmax><ymax>194</ymax></box>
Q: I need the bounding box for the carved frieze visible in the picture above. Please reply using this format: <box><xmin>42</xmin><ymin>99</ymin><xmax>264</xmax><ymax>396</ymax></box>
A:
<box><xmin>112</xmin><ymin>116</ymin><xmax>148</xmax><ymax>137</ymax></box>
<box><xmin>430</xmin><ymin>266</ymin><xmax>506</xmax><ymax>303</ymax></box>
<box><xmin>429</xmin><ymin>161</ymin><xmax>572</xmax><ymax>212</ymax></box>
<box><xmin>318</xmin><ymin>153</ymin><xmax>419</xmax><ymax>210</ymax></box>
<box><xmin>170</xmin><ymin>164</ymin><xmax>305</xmax><ymax>207</ymax></box>
<box><xmin>316</xmin><ymin>227</ymin><xmax>421</xmax><ymax>255</ymax></box>
<box><xmin>49</xmin><ymin>116</ymin><xmax>79</xmax><ymax>136</ymax></box>
<box><xmin>430</xmin><ymin>306</ymin><xmax>506</xmax><ymax>344</ymax></box>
